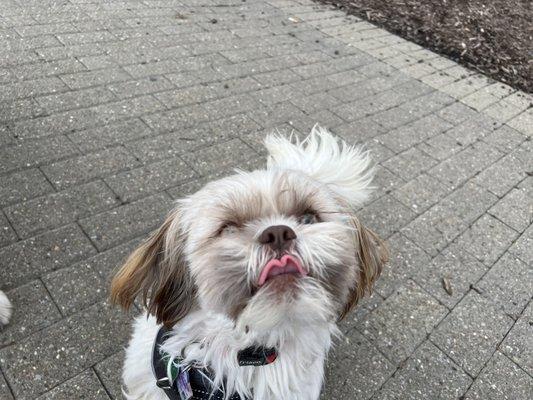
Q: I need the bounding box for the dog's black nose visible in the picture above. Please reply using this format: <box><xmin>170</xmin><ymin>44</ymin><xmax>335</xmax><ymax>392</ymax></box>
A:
<box><xmin>259</xmin><ymin>225</ymin><xmax>296</xmax><ymax>252</ymax></box>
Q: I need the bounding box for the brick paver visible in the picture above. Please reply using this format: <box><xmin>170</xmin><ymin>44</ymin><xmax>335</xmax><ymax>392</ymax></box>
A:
<box><xmin>0</xmin><ymin>0</ymin><xmax>531</xmax><ymax>398</ymax></box>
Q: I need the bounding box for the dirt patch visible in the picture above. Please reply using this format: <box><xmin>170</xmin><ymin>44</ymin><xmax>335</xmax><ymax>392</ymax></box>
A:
<box><xmin>314</xmin><ymin>0</ymin><xmax>532</xmax><ymax>93</ymax></box>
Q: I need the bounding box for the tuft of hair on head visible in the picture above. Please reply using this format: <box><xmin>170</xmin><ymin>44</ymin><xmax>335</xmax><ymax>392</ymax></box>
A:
<box><xmin>264</xmin><ymin>124</ymin><xmax>375</xmax><ymax>207</ymax></box>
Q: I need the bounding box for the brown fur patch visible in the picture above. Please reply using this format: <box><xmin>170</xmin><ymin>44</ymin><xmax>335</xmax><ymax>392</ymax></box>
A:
<box><xmin>338</xmin><ymin>215</ymin><xmax>388</xmax><ymax>320</ymax></box>
<box><xmin>109</xmin><ymin>210</ymin><xmax>196</xmax><ymax>327</ymax></box>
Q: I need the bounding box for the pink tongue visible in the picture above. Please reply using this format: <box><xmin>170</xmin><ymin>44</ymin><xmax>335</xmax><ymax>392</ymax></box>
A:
<box><xmin>269</xmin><ymin>263</ymin><xmax>299</xmax><ymax>277</ymax></box>
<box><xmin>258</xmin><ymin>255</ymin><xmax>306</xmax><ymax>286</ymax></box>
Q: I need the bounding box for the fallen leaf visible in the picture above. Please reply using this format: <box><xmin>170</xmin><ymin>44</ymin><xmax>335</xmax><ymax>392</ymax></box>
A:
<box><xmin>442</xmin><ymin>277</ymin><xmax>453</xmax><ymax>295</ymax></box>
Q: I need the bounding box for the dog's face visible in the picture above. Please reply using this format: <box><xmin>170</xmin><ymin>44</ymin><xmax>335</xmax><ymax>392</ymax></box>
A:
<box><xmin>181</xmin><ymin>169</ymin><xmax>363</xmax><ymax>329</ymax></box>
<box><xmin>111</xmin><ymin>127</ymin><xmax>387</xmax><ymax>332</ymax></box>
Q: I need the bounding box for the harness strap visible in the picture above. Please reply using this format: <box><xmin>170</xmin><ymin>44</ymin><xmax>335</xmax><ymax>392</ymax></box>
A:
<box><xmin>152</xmin><ymin>326</ymin><xmax>244</xmax><ymax>400</ymax></box>
<box><xmin>152</xmin><ymin>326</ymin><xmax>181</xmax><ymax>400</ymax></box>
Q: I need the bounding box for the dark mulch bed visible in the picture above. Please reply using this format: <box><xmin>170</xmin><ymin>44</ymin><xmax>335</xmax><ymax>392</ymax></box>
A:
<box><xmin>314</xmin><ymin>0</ymin><xmax>532</xmax><ymax>93</ymax></box>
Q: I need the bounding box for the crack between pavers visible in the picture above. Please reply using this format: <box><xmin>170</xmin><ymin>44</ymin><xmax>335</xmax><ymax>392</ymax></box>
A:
<box><xmin>92</xmin><ymin>366</ymin><xmax>114</xmax><ymax>400</ymax></box>
<box><xmin>38</xmin><ymin>276</ymin><xmax>65</xmax><ymax>318</ymax></box>
<box><xmin>0</xmin><ymin>366</ymin><xmax>16</xmax><ymax>399</ymax></box>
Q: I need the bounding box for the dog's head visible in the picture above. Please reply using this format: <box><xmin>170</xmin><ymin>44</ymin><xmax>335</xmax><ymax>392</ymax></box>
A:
<box><xmin>110</xmin><ymin>126</ymin><xmax>387</xmax><ymax>332</ymax></box>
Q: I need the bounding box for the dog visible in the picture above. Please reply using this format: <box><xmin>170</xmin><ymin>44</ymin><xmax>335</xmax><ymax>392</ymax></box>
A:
<box><xmin>111</xmin><ymin>126</ymin><xmax>388</xmax><ymax>400</ymax></box>
<box><xmin>0</xmin><ymin>290</ymin><xmax>12</xmax><ymax>326</ymax></box>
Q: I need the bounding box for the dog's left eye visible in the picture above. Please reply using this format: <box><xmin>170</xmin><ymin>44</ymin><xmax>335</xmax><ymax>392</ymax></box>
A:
<box><xmin>300</xmin><ymin>213</ymin><xmax>318</xmax><ymax>224</ymax></box>
<box><xmin>219</xmin><ymin>222</ymin><xmax>239</xmax><ymax>235</ymax></box>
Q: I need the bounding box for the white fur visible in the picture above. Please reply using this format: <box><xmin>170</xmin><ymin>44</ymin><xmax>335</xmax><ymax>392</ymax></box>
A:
<box><xmin>125</xmin><ymin>304</ymin><xmax>337</xmax><ymax>400</ymax></box>
<box><xmin>0</xmin><ymin>290</ymin><xmax>12</xmax><ymax>325</ymax></box>
<box><xmin>265</xmin><ymin>125</ymin><xmax>374</xmax><ymax>206</ymax></box>
<box><xmin>123</xmin><ymin>315</ymin><xmax>167</xmax><ymax>400</ymax></box>
<box><xmin>120</xmin><ymin>126</ymin><xmax>377</xmax><ymax>399</ymax></box>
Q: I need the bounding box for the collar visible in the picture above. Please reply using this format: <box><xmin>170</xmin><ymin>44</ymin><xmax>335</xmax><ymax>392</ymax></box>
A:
<box><xmin>237</xmin><ymin>345</ymin><xmax>277</xmax><ymax>366</ymax></box>
<box><xmin>152</xmin><ymin>326</ymin><xmax>277</xmax><ymax>400</ymax></box>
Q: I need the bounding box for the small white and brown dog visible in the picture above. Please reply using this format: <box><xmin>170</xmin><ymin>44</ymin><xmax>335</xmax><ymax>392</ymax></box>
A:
<box><xmin>111</xmin><ymin>126</ymin><xmax>388</xmax><ymax>400</ymax></box>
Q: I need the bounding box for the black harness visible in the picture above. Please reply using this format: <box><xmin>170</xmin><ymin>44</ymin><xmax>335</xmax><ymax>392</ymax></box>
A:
<box><xmin>152</xmin><ymin>326</ymin><xmax>277</xmax><ymax>400</ymax></box>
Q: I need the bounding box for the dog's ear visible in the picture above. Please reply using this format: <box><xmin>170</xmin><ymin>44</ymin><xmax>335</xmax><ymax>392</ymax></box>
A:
<box><xmin>339</xmin><ymin>216</ymin><xmax>388</xmax><ymax>320</ymax></box>
<box><xmin>110</xmin><ymin>209</ymin><xmax>196</xmax><ymax>327</ymax></box>
<box><xmin>265</xmin><ymin>125</ymin><xmax>374</xmax><ymax>207</ymax></box>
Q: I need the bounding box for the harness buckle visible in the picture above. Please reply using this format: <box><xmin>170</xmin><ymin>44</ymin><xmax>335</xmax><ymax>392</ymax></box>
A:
<box><xmin>155</xmin><ymin>376</ymin><xmax>173</xmax><ymax>390</ymax></box>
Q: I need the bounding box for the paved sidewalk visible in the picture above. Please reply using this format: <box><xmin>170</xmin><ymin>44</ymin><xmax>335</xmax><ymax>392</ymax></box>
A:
<box><xmin>0</xmin><ymin>0</ymin><xmax>531</xmax><ymax>398</ymax></box>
